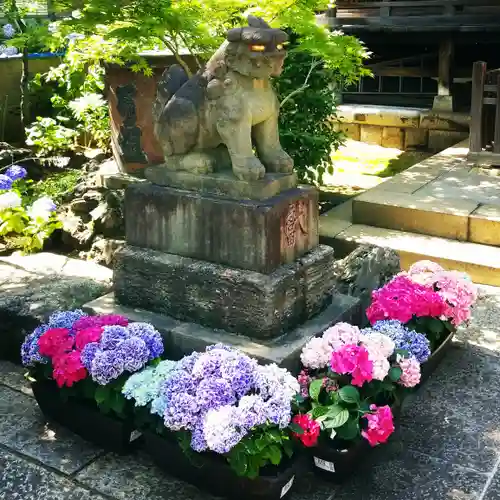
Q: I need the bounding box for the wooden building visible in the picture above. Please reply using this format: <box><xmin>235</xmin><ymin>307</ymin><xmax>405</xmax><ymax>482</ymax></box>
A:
<box><xmin>319</xmin><ymin>1</ymin><xmax>500</xmax><ymax>111</ymax></box>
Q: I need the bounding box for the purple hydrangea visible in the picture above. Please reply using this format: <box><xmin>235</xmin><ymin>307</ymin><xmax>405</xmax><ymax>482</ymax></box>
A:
<box><xmin>159</xmin><ymin>345</ymin><xmax>299</xmax><ymax>455</ymax></box>
<box><xmin>0</xmin><ymin>174</ymin><xmax>13</xmax><ymax>190</ymax></box>
<box><xmin>48</xmin><ymin>309</ymin><xmax>87</xmax><ymax>330</ymax></box>
<box><xmin>119</xmin><ymin>337</ymin><xmax>150</xmax><ymax>372</ymax></box>
<box><xmin>21</xmin><ymin>325</ymin><xmax>49</xmax><ymax>366</ymax></box>
<box><xmin>369</xmin><ymin>320</ymin><xmax>431</xmax><ymax>363</ymax></box>
<box><xmin>126</xmin><ymin>322</ymin><xmax>164</xmax><ymax>360</ymax></box>
<box><xmin>91</xmin><ymin>350</ymin><xmax>125</xmax><ymax>385</ymax></box>
<box><xmin>5</xmin><ymin>165</ymin><xmax>27</xmax><ymax>181</ymax></box>
<box><xmin>100</xmin><ymin>325</ymin><xmax>129</xmax><ymax>350</ymax></box>
<box><xmin>80</xmin><ymin>342</ymin><xmax>101</xmax><ymax>370</ymax></box>
<box><xmin>73</xmin><ymin>314</ymin><xmax>128</xmax><ymax>330</ymax></box>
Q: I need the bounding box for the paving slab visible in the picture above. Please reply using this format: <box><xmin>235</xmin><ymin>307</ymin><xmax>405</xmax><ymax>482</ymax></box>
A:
<box><xmin>416</xmin><ymin>171</ymin><xmax>500</xmax><ymax>206</ymax></box>
<box><xmin>0</xmin><ymin>448</ymin><xmax>106</xmax><ymax>500</ymax></box>
<box><xmin>0</xmin><ymin>360</ymin><xmax>32</xmax><ymax>396</ymax></box>
<box><xmin>0</xmin><ymin>386</ymin><xmax>102</xmax><ymax>474</ymax></box>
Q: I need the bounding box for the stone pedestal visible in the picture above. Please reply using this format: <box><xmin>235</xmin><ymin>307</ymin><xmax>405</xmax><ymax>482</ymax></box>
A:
<box><xmin>86</xmin><ymin>171</ymin><xmax>356</xmax><ymax>368</ymax></box>
<box><xmin>114</xmin><ymin>244</ymin><xmax>335</xmax><ymax>339</ymax></box>
<box><xmin>125</xmin><ymin>181</ymin><xmax>319</xmax><ymax>274</ymax></box>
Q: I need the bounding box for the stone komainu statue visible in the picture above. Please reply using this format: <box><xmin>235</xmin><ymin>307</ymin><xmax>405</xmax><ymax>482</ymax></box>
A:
<box><xmin>152</xmin><ymin>16</ymin><xmax>294</xmax><ymax>182</ymax></box>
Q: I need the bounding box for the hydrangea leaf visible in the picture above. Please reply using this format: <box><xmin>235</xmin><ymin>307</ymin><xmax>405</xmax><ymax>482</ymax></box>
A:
<box><xmin>309</xmin><ymin>378</ymin><xmax>323</xmax><ymax>402</ymax></box>
<box><xmin>338</xmin><ymin>385</ymin><xmax>360</xmax><ymax>404</ymax></box>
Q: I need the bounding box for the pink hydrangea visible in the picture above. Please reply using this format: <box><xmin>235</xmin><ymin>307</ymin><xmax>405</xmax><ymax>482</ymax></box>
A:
<box><xmin>52</xmin><ymin>351</ymin><xmax>87</xmax><ymax>388</ymax></box>
<box><xmin>322</xmin><ymin>323</ymin><xmax>361</xmax><ymax>349</ymax></box>
<box><xmin>398</xmin><ymin>356</ymin><xmax>421</xmax><ymax>388</ymax></box>
<box><xmin>330</xmin><ymin>345</ymin><xmax>373</xmax><ymax>387</ymax></box>
<box><xmin>300</xmin><ymin>337</ymin><xmax>332</xmax><ymax>369</ymax></box>
<box><xmin>360</xmin><ymin>332</ymin><xmax>394</xmax><ymax>381</ymax></box>
<box><xmin>408</xmin><ymin>260</ymin><xmax>444</xmax><ymax>276</ymax></box>
<box><xmin>300</xmin><ymin>323</ymin><xmax>361</xmax><ymax>370</ymax></box>
<box><xmin>367</xmin><ymin>275</ymin><xmax>447</xmax><ymax>325</ymax></box>
<box><xmin>433</xmin><ymin>271</ymin><xmax>477</xmax><ymax>326</ymax></box>
<box><xmin>362</xmin><ymin>405</ymin><xmax>395</xmax><ymax>446</ymax></box>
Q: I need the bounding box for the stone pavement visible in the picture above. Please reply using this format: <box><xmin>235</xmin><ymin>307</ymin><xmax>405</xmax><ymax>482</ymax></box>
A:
<box><xmin>2</xmin><ymin>286</ymin><xmax>500</xmax><ymax>499</ymax></box>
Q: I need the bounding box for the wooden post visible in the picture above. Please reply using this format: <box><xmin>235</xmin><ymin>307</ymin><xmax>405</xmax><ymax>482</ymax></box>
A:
<box><xmin>433</xmin><ymin>38</ymin><xmax>454</xmax><ymax>111</ymax></box>
<box><xmin>494</xmin><ymin>74</ymin><xmax>500</xmax><ymax>154</ymax></box>
<box><xmin>470</xmin><ymin>61</ymin><xmax>487</xmax><ymax>154</ymax></box>
<box><xmin>437</xmin><ymin>38</ymin><xmax>453</xmax><ymax>97</ymax></box>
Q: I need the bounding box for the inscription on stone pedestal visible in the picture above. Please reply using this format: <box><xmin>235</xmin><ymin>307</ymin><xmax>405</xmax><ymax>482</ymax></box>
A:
<box><xmin>282</xmin><ymin>200</ymin><xmax>308</xmax><ymax>248</ymax></box>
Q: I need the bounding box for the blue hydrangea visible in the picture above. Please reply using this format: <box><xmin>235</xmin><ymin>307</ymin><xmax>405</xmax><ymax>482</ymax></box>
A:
<box><xmin>122</xmin><ymin>360</ymin><xmax>177</xmax><ymax>408</ymax></box>
<box><xmin>126</xmin><ymin>322</ymin><xmax>164</xmax><ymax>360</ymax></box>
<box><xmin>2</xmin><ymin>24</ymin><xmax>15</xmax><ymax>38</ymax></box>
<box><xmin>48</xmin><ymin>309</ymin><xmax>87</xmax><ymax>330</ymax></box>
<box><xmin>369</xmin><ymin>320</ymin><xmax>431</xmax><ymax>363</ymax></box>
<box><xmin>5</xmin><ymin>165</ymin><xmax>27</xmax><ymax>181</ymax></box>
<box><xmin>0</xmin><ymin>174</ymin><xmax>13</xmax><ymax>190</ymax></box>
<box><xmin>21</xmin><ymin>325</ymin><xmax>49</xmax><ymax>366</ymax></box>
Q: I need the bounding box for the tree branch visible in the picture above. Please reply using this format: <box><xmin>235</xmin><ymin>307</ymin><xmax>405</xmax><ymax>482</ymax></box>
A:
<box><xmin>160</xmin><ymin>36</ymin><xmax>193</xmax><ymax>77</ymax></box>
<box><xmin>280</xmin><ymin>58</ymin><xmax>321</xmax><ymax>108</ymax></box>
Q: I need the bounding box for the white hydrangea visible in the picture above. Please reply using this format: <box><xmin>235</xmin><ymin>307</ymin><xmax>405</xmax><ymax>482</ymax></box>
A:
<box><xmin>0</xmin><ymin>191</ymin><xmax>21</xmax><ymax>211</ymax></box>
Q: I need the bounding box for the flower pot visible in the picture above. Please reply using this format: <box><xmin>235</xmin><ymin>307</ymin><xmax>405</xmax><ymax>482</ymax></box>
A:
<box><xmin>32</xmin><ymin>381</ymin><xmax>141</xmax><ymax>453</ymax></box>
<box><xmin>309</xmin><ymin>403</ymin><xmax>402</xmax><ymax>482</ymax></box>
<box><xmin>418</xmin><ymin>330</ymin><xmax>455</xmax><ymax>387</ymax></box>
<box><xmin>143</xmin><ymin>431</ymin><xmax>298</xmax><ymax>500</ymax></box>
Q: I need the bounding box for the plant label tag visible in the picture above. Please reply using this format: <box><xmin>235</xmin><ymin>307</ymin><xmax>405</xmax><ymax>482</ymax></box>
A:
<box><xmin>129</xmin><ymin>430</ymin><xmax>142</xmax><ymax>442</ymax></box>
<box><xmin>280</xmin><ymin>476</ymin><xmax>294</xmax><ymax>498</ymax></box>
<box><xmin>314</xmin><ymin>457</ymin><xmax>336</xmax><ymax>473</ymax></box>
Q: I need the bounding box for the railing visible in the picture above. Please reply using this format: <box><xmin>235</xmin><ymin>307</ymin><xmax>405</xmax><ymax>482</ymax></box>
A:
<box><xmin>323</xmin><ymin>0</ymin><xmax>500</xmax><ymax>31</ymax></box>
<box><xmin>469</xmin><ymin>62</ymin><xmax>500</xmax><ymax>160</ymax></box>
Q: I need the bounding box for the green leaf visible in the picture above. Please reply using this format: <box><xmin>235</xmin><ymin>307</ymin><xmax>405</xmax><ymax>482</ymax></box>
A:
<box><xmin>309</xmin><ymin>379</ymin><xmax>323</xmax><ymax>402</ymax></box>
<box><xmin>338</xmin><ymin>385</ymin><xmax>360</xmax><ymax>404</ymax></box>
<box><xmin>267</xmin><ymin>445</ymin><xmax>282</xmax><ymax>466</ymax></box>
<box><xmin>267</xmin><ymin>429</ymin><xmax>283</xmax><ymax>443</ymax></box>
<box><xmin>289</xmin><ymin>422</ymin><xmax>304</xmax><ymax>435</ymax></box>
<box><xmin>388</xmin><ymin>367</ymin><xmax>403</xmax><ymax>383</ymax></box>
<box><xmin>282</xmin><ymin>438</ymin><xmax>294</xmax><ymax>458</ymax></box>
<box><xmin>110</xmin><ymin>392</ymin><xmax>125</xmax><ymax>416</ymax></box>
<box><xmin>229</xmin><ymin>452</ymin><xmax>248</xmax><ymax>477</ymax></box>
<box><xmin>336</xmin><ymin>418</ymin><xmax>360</xmax><ymax>440</ymax></box>
<box><xmin>428</xmin><ymin>318</ymin><xmax>445</xmax><ymax>334</ymax></box>
<box><xmin>94</xmin><ymin>385</ymin><xmax>110</xmax><ymax>405</ymax></box>
<box><xmin>311</xmin><ymin>405</ymin><xmax>330</xmax><ymax>420</ymax></box>
<box><xmin>256</xmin><ymin>436</ymin><xmax>267</xmax><ymax>451</ymax></box>
<box><xmin>325</xmin><ymin>408</ymin><xmax>350</xmax><ymax>429</ymax></box>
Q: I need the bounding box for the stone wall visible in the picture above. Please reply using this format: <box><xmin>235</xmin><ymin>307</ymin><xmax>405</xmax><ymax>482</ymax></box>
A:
<box><xmin>337</xmin><ymin>104</ymin><xmax>470</xmax><ymax>152</ymax></box>
<box><xmin>0</xmin><ymin>55</ymin><xmax>61</xmax><ymax>143</ymax></box>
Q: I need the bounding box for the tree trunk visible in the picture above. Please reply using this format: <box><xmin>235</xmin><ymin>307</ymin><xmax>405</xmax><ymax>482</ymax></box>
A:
<box><xmin>20</xmin><ymin>46</ymin><xmax>29</xmax><ymax>133</ymax></box>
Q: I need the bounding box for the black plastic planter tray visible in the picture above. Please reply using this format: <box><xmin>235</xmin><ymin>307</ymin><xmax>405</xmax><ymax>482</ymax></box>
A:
<box><xmin>32</xmin><ymin>381</ymin><xmax>141</xmax><ymax>453</ymax></box>
<box><xmin>143</xmin><ymin>431</ymin><xmax>298</xmax><ymax>500</ymax></box>
<box><xmin>309</xmin><ymin>403</ymin><xmax>402</xmax><ymax>482</ymax></box>
<box><xmin>418</xmin><ymin>331</ymin><xmax>455</xmax><ymax>387</ymax></box>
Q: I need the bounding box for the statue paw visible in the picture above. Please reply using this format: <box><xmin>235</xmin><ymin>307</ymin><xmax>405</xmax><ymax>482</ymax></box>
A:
<box><xmin>261</xmin><ymin>149</ymin><xmax>294</xmax><ymax>174</ymax></box>
<box><xmin>232</xmin><ymin>157</ymin><xmax>266</xmax><ymax>181</ymax></box>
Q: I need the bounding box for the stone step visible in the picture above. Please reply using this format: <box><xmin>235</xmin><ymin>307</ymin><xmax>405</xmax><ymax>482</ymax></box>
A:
<box><xmin>352</xmin><ymin>189</ymin><xmax>479</xmax><ymax>241</ymax></box>
<box><xmin>320</xmin><ymin>221</ymin><xmax>500</xmax><ymax>287</ymax></box>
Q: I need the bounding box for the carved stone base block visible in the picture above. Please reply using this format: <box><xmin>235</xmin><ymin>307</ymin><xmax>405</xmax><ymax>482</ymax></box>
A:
<box><xmin>145</xmin><ymin>168</ymin><xmax>298</xmax><ymax>201</ymax></box>
<box><xmin>84</xmin><ymin>292</ymin><xmax>361</xmax><ymax>373</ymax></box>
<box><xmin>114</xmin><ymin>244</ymin><xmax>335</xmax><ymax>339</ymax></box>
<box><xmin>125</xmin><ymin>182</ymin><xmax>318</xmax><ymax>274</ymax></box>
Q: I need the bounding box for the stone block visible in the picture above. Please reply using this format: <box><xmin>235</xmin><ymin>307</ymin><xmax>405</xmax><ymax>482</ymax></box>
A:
<box><xmin>352</xmin><ymin>190</ymin><xmax>478</xmax><ymax>241</ymax></box>
<box><xmin>420</xmin><ymin>111</ymin><xmax>469</xmax><ymax>132</ymax></box>
<box><xmin>338</xmin><ymin>122</ymin><xmax>361</xmax><ymax>141</ymax></box>
<box><xmin>432</xmin><ymin>95</ymin><xmax>454</xmax><ymax>113</ymax></box>
<box><xmin>337</xmin><ymin>104</ymin><xmax>421</xmax><ymax>128</ymax></box>
<box><xmin>145</xmin><ymin>168</ymin><xmax>297</xmax><ymax>201</ymax></box>
<box><xmin>84</xmin><ymin>292</ymin><xmax>361</xmax><ymax>374</ymax></box>
<box><xmin>113</xmin><ymin>244</ymin><xmax>335</xmax><ymax>339</ymax></box>
<box><xmin>428</xmin><ymin>130</ymin><xmax>468</xmax><ymax>152</ymax></box>
<box><xmin>404</xmin><ymin>128</ymin><xmax>428</xmax><ymax>149</ymax></box>
<box><xmin>381</xmin><ymin>127</ymin><xmax>404</xmax><ymax>150</ymax></box>
<box><xmin>125</xmin><ymin>182</ymin><xmax>319</xmax><ymax>274</ymax></box>
<box><xmin>469</xmin><ymin>204</ymin><xmax>500</xmax><ymax>246</ymax></box>
<box><xmin>360</xmin><ymin>125</ymin><xmax>382</xmax><ymax>146</ymax></box>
